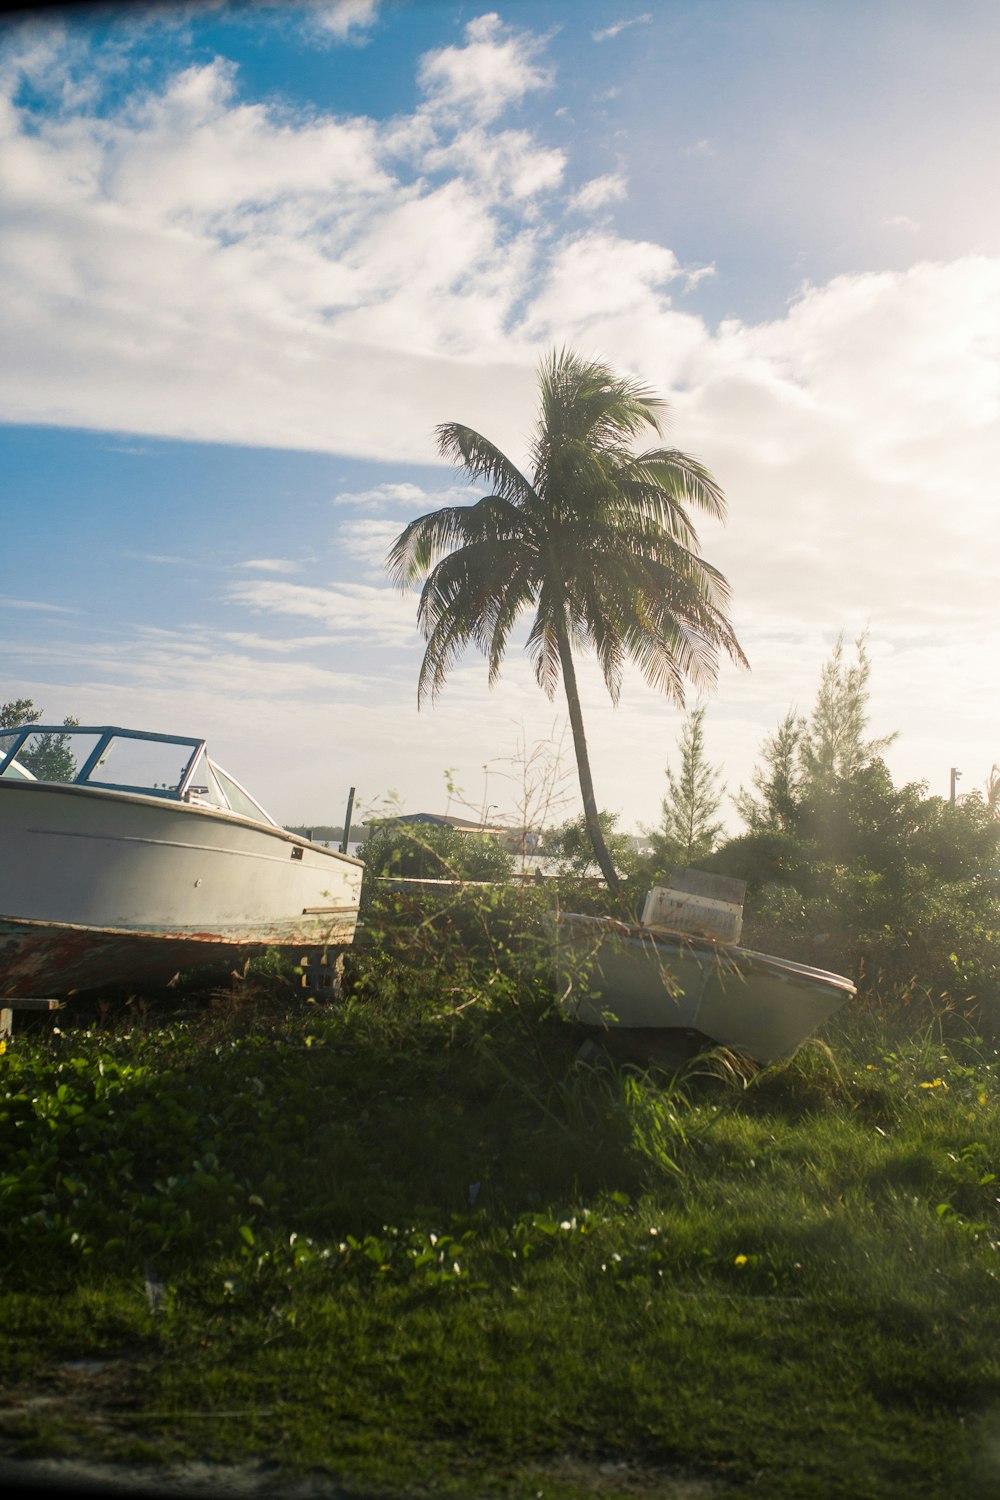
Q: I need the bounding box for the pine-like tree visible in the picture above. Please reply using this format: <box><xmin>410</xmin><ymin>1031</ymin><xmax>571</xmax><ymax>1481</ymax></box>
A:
<box><xmin>0</xmin><ymin>701</ymin><xmax>79</xmax><ymax>781</ymax></box>
<box><xmin>734</xmin><ymin>709</ymin><xmax>805</xmax><ymax>832</ymax></box>
<box><xmin>0</xmin><ymin>697</ymin><xmax>42</xmax><ymax>731</ymax></box>
<box><xmin>649</xmin><ymin>704</ymin><xmax>725</xmax><ymax>868</ymax></box>
<box><xmin>800</xmin><ymin>632</ymin><xmax>895</xmax><ymax>791</ymax></box>
<box><xmin>735</xmin><ymin>633</ymin><xmax>896</xmax><ymax>836</ymax></box>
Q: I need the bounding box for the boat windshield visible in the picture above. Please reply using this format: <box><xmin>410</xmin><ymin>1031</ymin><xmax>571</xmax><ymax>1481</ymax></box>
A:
<box><xmin>84</xmin><ymin>734</ymin><xmax>201</xmax><ymax>794</ymax></box>
<box><xmin>183</xmin><ymin>753</ymin><xmax>276</xmax><ymax>826</ymax></box>
<box><xmin>0</xmin><ymin>729</ymin><xmax>105</xmax><ymax>784</ymax></box>
<box><xmin>0</xmin><ymin>726</ymin><xmax>276</xmax><ymax>825</ymax></box>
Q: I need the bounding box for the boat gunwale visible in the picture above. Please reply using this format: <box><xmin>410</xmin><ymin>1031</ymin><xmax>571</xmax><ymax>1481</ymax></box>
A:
<box><xmin>549</xmin><ymin>910</ymin><xmax>857</xmax><ymax>995</ymax></box>
<box><xmin>0</xmin><ymin>779</ymin><xmax>364</xmax><ymax>866</ymax></box>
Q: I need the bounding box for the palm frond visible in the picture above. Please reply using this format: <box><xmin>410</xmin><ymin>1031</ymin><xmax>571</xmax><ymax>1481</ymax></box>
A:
<box><xmin>386</xmin><ymin>495</ymin><xmax>528</xmax><ymax>587</ymax></box>
<box><xmin>411</xmin><ymin>535</ymin><xmax>541</xmax><ymax>703</ymax></box>
<box><xmin>525</xmin><ymin>602</ymin><xmax>564</xmax><ymax>700</ymax></box>
<box><xmin>636</xmin><ymin>448</ymin><xmax>728</xmax><ymax>520</ymax></box>
<box><xmin>435</xmin><ymin>424</ymin><xmax>537</xmax><ymax>508</ymax></box>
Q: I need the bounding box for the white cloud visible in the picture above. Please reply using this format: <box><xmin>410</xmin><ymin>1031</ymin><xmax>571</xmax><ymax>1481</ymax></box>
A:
<box><xmin>592</xmin><ymin>15</ymin><xmax>653</xmax><ymax>43</ymax></box>
<box><xmin>883</xmin><ymin>213</ymin><xmax>920</xmax><ymax>232</ymax></box>
<box><xmin>218</xmin><ymin>631</ymin><xmax>334</xmax><ymax>652</ymax></box>
<box><xmin>103</xmin><ymin>60</ymin><xmax>392</xmax><ymax>223</ymax></box>
<box><xmin>520</xmin><ymin>232</ymin><xmax>706</xmax><ymax>377</ymax></box>
<box><xmin>0</xmin><ymin>23</ymin><xmax>716</xmax><ymax>459</ymax></box>
<box><xmin>673</xmin><ymin>258</ymin><xmax>1000</xmax><ymax>668</ymax></box>
<box><xmin>228</xmin><ymin>577</ymin><xmax>417</xmax><ymax>646</ymax></box>
<box><xmin>338</xmin><ymin>517</ymin><xmax>406</xmax><ymax>569</ymax></box>
<box><xmin>333</xmin><ymin>481</ymin><xmax>425</xmax><ymax>509</ymax></box>
<box><xmin>423</xmin><ymin>127</ymin><xmax>565</xmax><ymax>202</ymax></box>
<box><xmin>332</xmin><ymin>481</ymin><xmax>470</xmax><ymax>511</ymax></box>
<box><xmin>417</xmin><ymin>13</ymin><xmax>553</xmax><ymax>125</ymax></box>
<box><xmin>237</xmin><ymin>558</ymin><xmax>300</xmax><ymax>574</ymax></box>
<box><xmin>683</xmin><ymin>264</ymin><xmax>716</xmax><ymax>290</ymax></box>
<box><xmin>308</xmin><ymin>0</ymin><xmax>380</xmax><ymax>42</ymax></box>
<box><xmin>568</xmin><ymin>171</ymin><xmax>628</xmax><ymax>214</ymax></box>
<box><xmin>0</xmin><ymin>594</ymin><xmax>81</xmax><ymax>614</ymax></box>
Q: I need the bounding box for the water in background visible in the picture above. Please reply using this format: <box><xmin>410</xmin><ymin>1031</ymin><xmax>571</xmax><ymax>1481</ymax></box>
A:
<box><xmin>312</xmin><ymin>839</ymin><xmax>362</xmax><ymax>858</ymax></box>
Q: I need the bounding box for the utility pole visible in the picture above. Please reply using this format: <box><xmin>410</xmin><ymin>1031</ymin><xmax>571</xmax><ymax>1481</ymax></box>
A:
<box><xmin>950</xmin><ymin>768</ymin><xmax>962</xmax><ymax>806</ymax></box>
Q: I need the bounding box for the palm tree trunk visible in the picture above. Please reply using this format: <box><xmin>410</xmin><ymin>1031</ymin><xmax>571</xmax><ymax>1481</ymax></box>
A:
<box><xmin>554</xmin><ymin>624</ymin><xmax>621</xmax><ymax>889</ymax></box>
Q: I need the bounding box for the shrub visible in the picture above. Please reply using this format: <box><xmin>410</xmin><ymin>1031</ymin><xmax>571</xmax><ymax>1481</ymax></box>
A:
<box><xmin>357</xmin><ymin>821</ymin><xmax>514</xmax><ymax>886</ymax></box>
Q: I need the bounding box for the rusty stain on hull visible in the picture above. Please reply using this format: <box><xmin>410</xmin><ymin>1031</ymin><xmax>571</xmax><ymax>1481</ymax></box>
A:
<box><xmin>0</xmin><ymin>915</ymin><xmax>357</xmax><ymax>998</ymax></box>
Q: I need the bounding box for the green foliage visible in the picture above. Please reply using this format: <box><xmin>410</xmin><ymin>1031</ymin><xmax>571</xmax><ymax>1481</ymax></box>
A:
<box><xmin>2</xmin><ymin>981</ymin><xmax>1000</xmax><ymax>1497</ymax></box>
<box><xmin>733</xmin><ymin>708</ymin><xmax>804</xmax><ymax>832</ymax></box>
<box><xmin>719</xmin><ymin>637</ymin><xmax>1000</xmax><ymax>1019</ymax></box>
<box><xmin>714</xmin><ymin>761</ymin><xmax>1000</xmax><ymax>1015</ymax></box>
<box><xmin>646</xmin><ymin>703</ymin><xmax>725</xmax><ymax>870</ymax></box>
<box><xmin>539</xmin><ymin>808</ymin><xmax>639</xmax><ymax>880</ymax></box>
<box><xmin>0</xmin><ymin>700</ymin><xmax>80</xmax><ymax>780</ymax></box>
<box><xmin>735</xmin><ymin>634</ymin><xmax>895</xmax><ymax>829</ymax></box>
<box><xmin>800</xmin><ymin>630</ymin><xmax>896</xmax><ymax>790</ymax></box>
<box><xmin>357</xmin><ymin>820</ymin><xmax>514</xmax><ymax>884</ymax></box>
<box><xmin>0</xmin><ymin>696</ymin><xmax>42</xmax><ymax>731</ymax></box>
<box><xmin>19</xmin><ymin>720</ymin><xmax>81</xmax><ymax>782</ymax></box>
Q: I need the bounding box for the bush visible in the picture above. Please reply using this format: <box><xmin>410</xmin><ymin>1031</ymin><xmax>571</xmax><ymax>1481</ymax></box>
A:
<box><xmin>357</xmin><ymin>821</ymin><xmax>514</xmax><ymax>886</ymax></box>
<box><xmin>708</xmin><ymin>766</ymin><xmax>1000</xmax><ymax>1020</ymax></box>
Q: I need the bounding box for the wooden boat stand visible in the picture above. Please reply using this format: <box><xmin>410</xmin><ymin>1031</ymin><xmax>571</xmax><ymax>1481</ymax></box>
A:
<box><xmin>1</xmin><ymin>997</ymin><xmax>61</xmax><ymax>1042</ymax></box>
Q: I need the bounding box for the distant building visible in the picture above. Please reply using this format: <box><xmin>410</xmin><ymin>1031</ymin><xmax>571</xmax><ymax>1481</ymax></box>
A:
<box><xmin>388</xmin><ymin>812</ymin><xmax>493</xmax><ymax>834</ymax></box>
<box><xmin>376</xmin><ymin>811</ymin><xmax>540</xmax><ymax>854</ymax></box>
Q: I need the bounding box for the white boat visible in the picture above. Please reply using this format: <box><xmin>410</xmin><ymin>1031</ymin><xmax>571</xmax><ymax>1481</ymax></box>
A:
<box><xmin>0</xmin><ymin>724</ymin><xmax>364</xmax><ymax>998</ymax></box>
<box><xmin>550</xmin><ymin>872</ymin><xmax>856</xmax><ymax>1065</ymax></box>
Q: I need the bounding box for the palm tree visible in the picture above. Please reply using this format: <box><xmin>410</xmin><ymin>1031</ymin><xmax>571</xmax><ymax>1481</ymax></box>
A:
<box><xmin>387</xmin><ymin>347</ymin><xmax>748</xmax><ymax>888</ymax></box>
<box><xmin>985</xmin><ymin>764</ymin><xmax>1000</xmax><ymax>819</ymax></box>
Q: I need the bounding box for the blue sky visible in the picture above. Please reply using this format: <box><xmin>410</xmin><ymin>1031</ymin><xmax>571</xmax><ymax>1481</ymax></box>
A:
<box><xmin>2</xmin><ymin>0</ymin><xmax>998</xmax><ymax>832</ymax></box>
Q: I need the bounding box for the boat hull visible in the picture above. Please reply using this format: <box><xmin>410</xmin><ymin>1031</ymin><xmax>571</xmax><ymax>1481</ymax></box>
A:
<box><xmin>550</xmin><ymin>912</ymin><xmax>856</xmax><ymax>1065</ymax></box>
<box><xmin>0</xmin><ymin>781</ymin><xmax>363</xmax><ymax>997</ymax></box>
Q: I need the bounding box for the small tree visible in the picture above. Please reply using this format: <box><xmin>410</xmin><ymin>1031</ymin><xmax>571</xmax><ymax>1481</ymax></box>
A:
<box><xmin>0</xmin><ymin>697</ymin><xmax>42</xmax><ymax>731</ymax></box>
<box><xmin>647</xmin><ymin>704</ymin><xmax>725</xmax><ymax>869</ymax></box>
<box><xmin>734</xmin><ymin>710</ymin><xmax>805</xmax><ymax>833</ymax></box>
<box><xmin>800</xmin><ymin>632</ymin><xmax>895</xmax><ymax>791</ymax></box>
<box><xmin>0</xmin><ymin>700</ymin><xmax>79</xmax><ymax>780</ymax></box>
<box><xmin>20</xmin><ymin>721</ymin><xmax>79</xmax><ymax>782</ymax></box>
<box><xmin>540</xmin><ymin>809</ymin><xmax>638</xmax><ymax>880</ymax></box>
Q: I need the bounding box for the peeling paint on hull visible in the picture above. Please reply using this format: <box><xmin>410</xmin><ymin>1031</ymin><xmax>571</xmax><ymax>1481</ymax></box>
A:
<box><xmin>0</xmin><ymin>914</ymin><xmax>359</xmax><ymax>998</ymax></box>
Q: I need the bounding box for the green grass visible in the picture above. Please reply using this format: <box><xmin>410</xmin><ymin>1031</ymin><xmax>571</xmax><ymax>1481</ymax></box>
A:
<box><xmin>2</xmin><ymin>908</ymin><xmax>1000</xmax><ymax>1498</ymax></box>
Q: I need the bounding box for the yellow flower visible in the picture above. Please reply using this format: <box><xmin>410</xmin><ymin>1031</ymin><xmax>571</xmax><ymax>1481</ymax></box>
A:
<box><xmin>734</xmin><ymin>1254</ymin><xmax>748</xmax><ymax>1268</ymax></box>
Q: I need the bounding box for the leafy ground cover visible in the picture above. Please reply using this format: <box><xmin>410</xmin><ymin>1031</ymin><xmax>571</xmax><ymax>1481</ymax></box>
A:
<box><xmin>2</xmin><ymin>893</ymin><xmax>1000</xmax><ymax>1498</ymax></box>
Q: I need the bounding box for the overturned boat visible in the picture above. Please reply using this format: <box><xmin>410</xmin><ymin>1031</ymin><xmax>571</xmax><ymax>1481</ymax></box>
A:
<box><xmin>0</xmin><ymin>724</ymin><xmax>363</xmax><ymax>998</ymax></box>
<box><xmin>550</xmin><ymin>870</ymin><xmax>856</xmax><ymax>1066</ymax></box>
